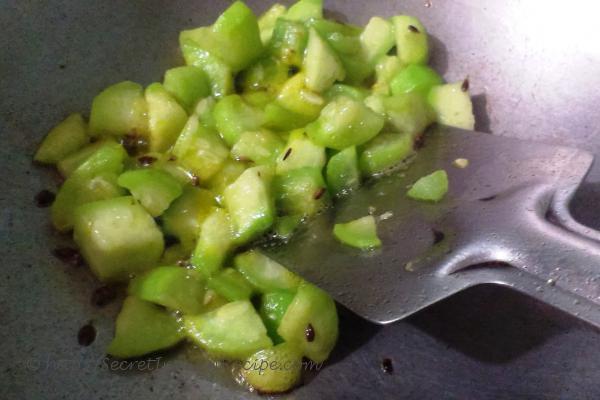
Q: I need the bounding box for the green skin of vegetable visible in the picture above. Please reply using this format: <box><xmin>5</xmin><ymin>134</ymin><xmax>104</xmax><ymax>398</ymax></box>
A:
<box><xmin>390</xmin><ymin>64</ymin><xmax>443</xmax><ymax>97</ymax></box>
<box><xmin>191</xmin><ymin>207</ymin><xmax>235</xmax><ymax>277</ymax></box>
<box><xmin>260</xmin><ymin>291</ymin><xmax>296</xmax><ymax>344</ymax></box>
<box><xmin>117</xmin><ymin>169</ymin><xmax>183</xmax><ymax>217</ymax></box>
<box><xmin>234</xmin><ymin>250</ymin><xmax>302</xmax><ymax>293</ymax></box>
<box><xmin>108</xmin><ymin>296</ymin><xmax>185</xmax><ymax>359</ymax></box>
<box><xmin>129</xmin><ymin>266</ymin><xmax>206</xmax><ymax>314</ymax></box>
<box><xmin>207</xmin><ymin>268</ymin><xmax>255</xmax><ymax>301</ymax></box>
<box><xmin>407</xmin><ymin>169</ymin><xmax>449</xmax><ymax>202</ymax></box>
<box><xmin>213</xmin><ymin>94</ymin><xmax>265</xmax><ymax>146</ymax></box>
<box><xmin>34</xmin><ymin>113</ymin><xmax>89</xmax><ymax>164</ymax></box>
<box><xmin>359</xmin><ymin>132</ymin><xmax>414</xmax><ymax>177</ymax></box>
<box><xmin>274</xmin><ymin>167</ymin><xmax>330</xmax><ymax>217</ymax></box>
<box><xmin>231</xmin><ymin>130</ymin><xmax>285</xmax><ymax>165</ymax></box>
<box><xmin>145</xmin><ymin>82</ymin><xmax>189</xmax><ymax>152</ymax></box>
<box><xmin>326</xmin><ymin>146</ymin><xmax>360</xmax><ymax>196</ymax></box>
<box><xmin>268</xmin><ymin>18</ymin><xmax>309</xmax><ymax>67</ymax></box>
<box><xmin>163</xmin><ymin>66</ymin><xmax>211</xmax><ymax>113</ymax></box>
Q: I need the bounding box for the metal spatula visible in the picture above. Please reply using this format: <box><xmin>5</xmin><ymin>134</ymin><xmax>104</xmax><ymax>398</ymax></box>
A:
<box><xmin>264</xmin><ymin>125</ymin><xmax>600</xmax><ymax>327</ymax></box>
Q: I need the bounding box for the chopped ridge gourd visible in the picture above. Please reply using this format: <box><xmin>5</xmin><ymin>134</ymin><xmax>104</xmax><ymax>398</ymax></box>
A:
<box><xmin>306</xmin><ymin>96</ymin><xmax>385</xmax><ymax>150</ymax></box>
<box><xmin>428</xmin><ymin>82</ymin><xmax>475</xmax><ymax>130</ymax></box>
<box><xmin>407</xmin><ymin>169</ymin><xmax>449</xmax><ymax>202</ymax></box>
<box><xmin>241</xmin><ymin>342</ymin><xmax>303</xmax><ymax>393</ymax></box>
<box><xmin>278</xmin><ymin>282</ymin><xmax>338</xmax><ymax>362</ymax></box>
<box><xmin>35</xmin><ymin>0</ymin><xmax>474</xmax><ymax>393</ymax></box>
<box><xmin>73</xmin><ymin>197</ymin><xmax>164</xmax><ymax>282</ymax></box>
<box><xmin>108</xmin><ymin>296</ymin><xmax>184</xmax><ymax>359</ymax></box>
<box><xmin>185</xmin><ymin>300</ymin><xmax>273</xmax><ymax>360</ymax></box>
<box><xmin>34</xmin><ymin>113</ymin><xmax>88</xmax><ymax>164</ymax></box>
<box><xmin>89</xmin><ymin>81</ymin><xmax>149</xmax><ymax>138</ymax></box>
<box><xmin>333</xmin><ymin>215</ymin><xmax>382</xmax><ymax>250</ymax></box>
<box><xmin>129</xmin><ymin>266</ymin><xmax>206</xmax><ymax>314</ymax></box>
<box><xmin>117</xmin><ymin>169</ymin><xmax>183</xmax><ymax>217</ymax></box>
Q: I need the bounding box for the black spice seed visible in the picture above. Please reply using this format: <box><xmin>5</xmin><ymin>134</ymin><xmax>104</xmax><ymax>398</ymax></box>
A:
<box><xmin>120</xmin><ymin>133</ymin><xmax>148</xmax><ymax>156</ymax></box>
<box><xmin>408</xmin><ymin>25</ymin><xmax>420</xmax><ymax>33</ymax></box>
<box><xmin>381</xmin><ymin>358</ymin><xmax>394</xmax><ymax>374</ymax></box>
<box><xmin>78</xmin><ymin>324</ymin><xmax>96</xmax><ymax>346</ymax></box>
<box><xmin>91</xmin><ymin>286</ymin><xmax>117</xmax><ymax>307</ymax></box>
<box><xmin>283</xmin><ymin>148</ymin><xmax>292</xmax><ymax>161</ymax></box>
<box><xmin>432</xmin><ymin>228</ymin><xmax>445</xmax><ymax>245</ymax></box>
<box><xmin>288</xmin><ymin>66</ymin><xmax>300</xmax><ymax>76</ymax></box>
<box><xmin>164</xmin><ymin>235</ymin><xmax>179</xmax><ymax>247</ymax></box>
<box><xmin>478</xmin><ymin>194</ymin><xmax>497</xmax><ymax>202</ymax></box>
<box><xmin>461</xmin><ymin>78</ymin><xmax>470</xmax><ymax>92</ymax></box>
<box><xmin>52</xmin><ymin>247</ymin><xmax>83</xmax><ymax>267</ymax></box>
<box><xmin>59</xmin><ymin>64</ymin><xmax>66</xmax><ymax>70</ymax></box>
<box><xmin>35</xmin><ymin>189</ymin><xmax>55</xmax><ymax>208</ymax></box>
<box><xmin>313</xmin><ymin>188</ymin><xmax>326</xmax><ymax>200</ymax></box>
<box><xmin>305</xmin><ymin>323</ymin><xmax>315</xmax><ymax>342</ymax></box>
<box><xmin>138</xmin><ymin>155</ymin><xmax>157</xmax><ymax>166</ymax></box>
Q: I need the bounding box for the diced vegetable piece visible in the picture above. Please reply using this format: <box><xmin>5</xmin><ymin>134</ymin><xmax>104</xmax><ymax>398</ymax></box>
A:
<box><xmin>258</xmin><ymin>3</ymin><xmax>288</xmax><ymax>44</ymax></box>
<box><xmin>285</xmin><ymin>0</ymin><xmax>322</xmax><ymax>21</ymax></box>
<box><xmin>390</xmin><ymin>64</ymin><xmax>443</xmax><ymax>97</ymax></box>
<box><xmin>263</xmin><ymin>101</ymin><xmax>313</xmax><ymax>131</ymax></box>
<box><xmin>180</xmin><ymin>38</ymin><xmax>234</xmax><ymax>98</ymax></box>
<box><xmin>272</xmin><ymin>214</ymin><xmax>304</xmax><ymax>240</ymax></box>
<box><xmin>117</xmin><ymin>169</ymin><xmax>183</xmax><ymax>217</ymax></box>
<box><xmin>185</xmin><ymin>300</ymin><xmax>273</xmax><ymax>360</ymax></box>
<box><xmin>269</xmin><ymin>18</ymin><xmax>308</xmax><ymax>67</ymax></box>
<box><xmin>372</xmin><ymin>55</ymin><xmax>403</xmax><ymax>95</ymax></box>
<box><xmin>181</xmin><ymin>1</ymin><xmax>263</xmax><ymax>73</ymax></box>
<box><xmin>202</xmin><ymin>288</ymin><xmax>231</xmax><ymax>312</ymax></box>
<box><xmin>145</xmin><ymin>83</ymin><xmax>188</xmax><ymax>152</ymax></box>
<box><xmin>234</xmin><ymin>250</ymin><xmax>302</xmax><ymax>293</ymax></box>
<box><xmin>160</xmin><ymin>243</ymin><xmax>191</xmax><ymax>265</ymax></box>
<box><xmin>107</xmin><ymin>296</ymin><xmax>184</xmax><ymax>358</ymax></box>
<box><xmin>278</xmin><ymin>282</ymin><xmax>338</xmax><ymax>362</ymax></box>
<box><xmin>359</xmin><ymin>133</ymin><xmax>414</xmax><ymax>176</ymax></box>
<box><xmin>52</xmin><ymin>142</ymin><xmax>127</xmax><ymax>231</ymax></box>
<box><xmin>306</xmin><ymin>96</ymin><xmax>384</xmax><ymax>150</ymax></box>
<box><xmin>241</xmin><ymin>342</ymin><xmax>303</xmax><ymax>393</ymax></box>
<box><xmin>277</xmin><ymin>73</ymin><xmax>324</xmax><ymax>120</ymax></box>
<box><xmin>207</xmin><ymin>268</ymin><xmax>254</xmax><ymax>301</ymax></box>
<box><xmin>191</xmin><ymin>207</ymin><xmax>234</xmax><ymax>277</ymax></box>
<box><xmin>324</xmin><ymin>84</ymin><xmax>368</xmax><ymax>102</ymax></box>
<box><xmin>205</xmin><ymin>159</ymin><xmax>248</xmax><ymax>205</ymax></box>
<box><xmin>163</xmin><ymin>66</ymin><xmax>211</xmax><ymax>112</ymax></box>
<box><xmin>89</xmin><ymin>81</ymin><xmax>149</xmax><ymax>138</ymax></box>
<box><xmin>172</xmin><ymin>116</ymin><xmax>229</xmax><ymax>181</ymax></box>
<box><xmin>392</xmin><ymin>15</ymin><xmax>429</xmax><ymax>65</ymax></box>
<box><xmin>129</xmin><ymin>266</ymin><xmax>206</xmax><ymax>314</ymax></box>
<box><xmin>57</xmin><ymin>140</ymin><xmax>115</xmax><ymax>177</ymax></box>
<box><xmin>259</xmin><ymin>291</ymin><xmax>296</xmax><ymax>344</ymax></box>
<box><xmin>224</xmin><ymin>165</ymin><xmax>275</xmax><ymax>244</ymax></box>
<box><xmin>407</xmin><ymin>169</ymin><xmax>449</xmax><ymax>202</ymax></box>
<box><xmin>428</xmin><ymin>82</ymin><xmax>475</xmax><ymax>130</ymax></box>
<box><xmin>238</xmin><ymin>57</ymin><xmax>289</xmax><ymax>94</ymax></box>
<box><xmin>231</xmin><ymin>130</ymin><xmax>285</xmax><ymax>164</ymax></box>
<box><xmin>73</xmin><ymin>196</ymin><xmax>164</xmax><ymax>282</ymax></box>
<box><xmin>274</xmin><ymin>167</ymin><xmax>329</xmax><ymax>217</ymax></box>
<box><xmin>333</xmin><ymin>215</ymin><xmax>382</xmax><ymax>249</ymax></box>
<box><xmin>304</xmin><ymin>28</ymin><xmax>345</xmax><ymax>93</ymax></box>
<box><xmin>360</xmin><ymin>17</ymin><xmax>396</xmax><ymax>64</ymax></box>
<box><xmin>382</xmin><ymin>93</ymin><xmax>433</xmax><ymax>135</ymax></box>
<box><xmin>34</xmin><ymin>113</ymin><xmax>88</xmax><ymax>164</ymax></box>
<box><xmin>276</xmin><ymin>130</ymin><xmax>326</xmax><ymax>174</ymax></box>
<box><xmin>162</xmin><ymin>187</ymin><xmax>216</xmax><ymax>250</ymax></box>
<box><xmin>152</xmin><ymin>154</ymin><xmax>198</xmax><ymax>186</ymax></box>
<box><xmin>326</xmin><ymin>146</ymin><xmax>360</xmax><ymax>196</ymax></box>
<box><xmin>213</xmin><ymin>94</ymin><xmax>265</xmax><ymax>146</ymax></box>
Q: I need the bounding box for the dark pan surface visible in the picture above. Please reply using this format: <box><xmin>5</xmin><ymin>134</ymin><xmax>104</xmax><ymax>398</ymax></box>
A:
<box><xmin>1</xmin><ymin>1</ymin><xmax>600</xmax><ymax>399</ymax></box>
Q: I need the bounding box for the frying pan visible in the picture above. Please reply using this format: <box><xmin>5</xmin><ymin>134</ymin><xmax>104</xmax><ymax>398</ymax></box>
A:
<box><xmin>2</xmin><ymin>0</ymin><xmax>600</xmax><ymax>398</ymax></box>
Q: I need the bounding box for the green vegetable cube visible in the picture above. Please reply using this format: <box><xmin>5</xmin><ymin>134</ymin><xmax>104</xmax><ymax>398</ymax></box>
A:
<box><xmin>304</xmin><ymin>27</ymin><xmax>345</xmax><ymax>93</ymax></box>
<box><xmin>107</xmin><ymin>296</ymin><xmax>184</xmax><ymax>359</ymax></box>
<box><xmin>269</xmin><ymin>18</ymin><xmax>309</xmax><ymax>67</ymax></box>
<box><xmin>207</xmin><ymin>268</ymin><xmax>254</xmax><ymax>301</ymax></box>
<box><xmin>89</xmin><ymin>81</ymin><xmax>149</xmax><ymax>138</ymax></box>
<box><xmin>407</xmin><ymin>169</ymin><xmax>449</xmax><ymax>202</ymax></box>
<box><xmin>191</xmin><ymin>207</ymin><xmax>234</xmax><ymax>277</ymax></box>
<box><xmin>185</xmin><ymin>300</ymin><xmax>273</xmax><ymax>360</ymax></box>
<box><xmin>258</xmin><ymin>3</ymin><xmax>287</xmax><ymax>44</ymax></box>
<box><xmin>224</xmin><ymin>165</ymin><xmax>275</xmax><ymax>244</ymax></box>
<box><xmin>117</xmin><ymin>169</ymin><xmax>183</xmax><ymax>217</ymax></box>
<box><xmin>359</xmin><ymin>133</ymin><xmax>414</xmax><ymax>176</ymax></box>
<box><xmin>333</xmin><ymin>215</ymin><xmax>382</xmax><ymax>249</ymax></box>
<box><xmin>129</xmin><ymin>266</ymin><xmax>206</xmax><ymax>314</ymax></box>
<box><xmin>285</xmin><ymin>0</ymin><xmax>322</xmax><ymax>21</ymax></box>
<box><xmin>259</xmin><ymin>291</ymin><xmax>296</xmax><ymax>344</ymax></box>
<box><xmin>234</xmin><ymin>250</ymin><xmax>302</xmax><ymax>293</ymax></box>
<box><xmin>162</xmin><ymin>186</ymin><xmax>216</xmax><ymax>251</ymax></box>
<box><xmin>392</xmin><ymin>15</ymin><xmax>429</xmax><ymax>65</ymax></box>
<box><xmin>382</xmin><ymin>92</ymin><xmax>434</xmax><ymax>136</ymax></box>
<box><xmin>145</xmin><ymin>83</ymin><xmax>188</xmax><ymax>152</ymax></box>
<box><xmin>73</xmin><ymin>197</ymin><xmax>165</xmax><ymax>282</ymax></box>
<box><xmin>428</xmin><ymin>82</ymin><xmax>475</xmax><ymax>130</ymax></box>
<box><xmin>205</xmin><ymin>159</ymin><xmax>248</xmax><ymax>205</ymax></box>
<box><xmin>277</xmin><ymin>73</ymin><xmax>325</xmax><ymax>120</ymax></box>
<box><xmin>231</xmin><ymin>130</ymin><xmax>285</xmax><ymax>165</ymax></box>
<box><xmin>213</xmin><ymin>94</ymin><xmax>265</xmax><ymax>146</ymax></box>
<box><xmin>360</xmin><ymin>17</ymin><xmax>396</xmax><ymax>64</ymax></box>
<box><xmin>241</xmin><ymin>342</ymin><xmax>303</xmax><ymax>393</ymax></box>
<box><xmin>34</xmin><ymin>113</ymin><xmax>88</xmax><ymax>164</ymax></box>
<box><xmin>390</xmin><ymin>64</ymin><xmax>443</xmax><ymax>97</ymax></box>
<box><xmin>274</xmin><ymin>167</ymin><xmax>329</xmax><ymax>217</ymax></box>
<box><xmin>56</xmin><ymin>140</ymin><xmax>115</xmax><ymax>178</ymax></box>
<box><xmin>277</xmin><ymin>282</ymin><xmax>338</xmax><ymax>362</ymax></box>
<box><xmin>306</xmin><ymin>96</ymin><xmax>384</xmax><ymax>150</ymax></box>
<box><xmin>180</xmin><ymin>38</ymin><xmax>234</xmax><ymax>98</ymax></box>
<box><xmin>326</xmin><ymin>146</ymin><xmax>360</xmax><ymax>196</ymax></box>
<box><xmin>275</xmin><ymin>130</ymin><xmax>326</xmax><ymax>174</ymax></box>
<box><xmin>163</xmin><ymin>66</ymin><xmax>211</xmax><ymax>112</ymax></box>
